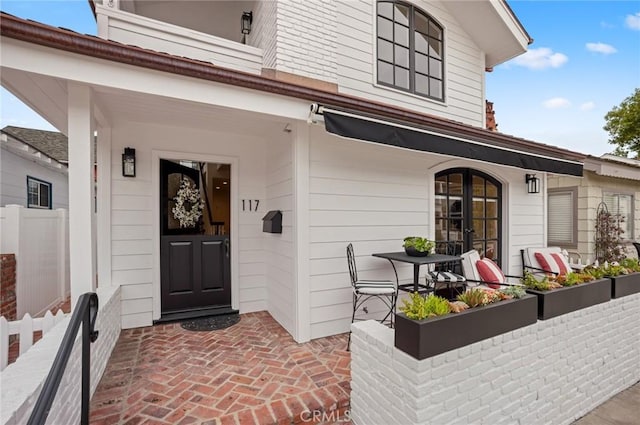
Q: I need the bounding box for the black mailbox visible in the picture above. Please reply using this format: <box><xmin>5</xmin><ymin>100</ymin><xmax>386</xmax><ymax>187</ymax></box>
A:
<box><xmin>262</xmin><ymin>210</ymin><xmax>282</xmax><ymax>233</ymax></box>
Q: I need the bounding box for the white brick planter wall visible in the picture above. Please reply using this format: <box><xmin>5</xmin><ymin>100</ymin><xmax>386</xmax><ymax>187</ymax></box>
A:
<box><xmin>351</xmin><ymin>293</ymin><xmax>640</xmax><ymax>425</ymax></box>
<box><xmin>1</xmin><ymin>286</ymin><xmax>121</xmax><ymax>425</ymax></box>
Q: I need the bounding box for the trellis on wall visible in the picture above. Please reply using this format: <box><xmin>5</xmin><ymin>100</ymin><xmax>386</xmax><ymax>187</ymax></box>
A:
<box><xmin>594</xmin><ymin>201</ymin><xmax>626</xmax><ymax>263</ymax></box>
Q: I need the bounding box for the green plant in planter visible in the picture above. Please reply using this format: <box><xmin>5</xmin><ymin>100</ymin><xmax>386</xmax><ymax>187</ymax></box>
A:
<box><xmin>584</xmin><ymin>262</ymin><xmax>632</xmax><ymax>278</ymax></box>
<box><xmin>403</xmin><ymin>237</ymin><xmax>435</xmax><ymax>253</ymax></box>
<box><xmin>602</xmin><ymin>263</ymin><xmax>630</xmax><ymax>277</ymax></box>
<box><xmin>400</xmin><ymin>292</ymin><xmax>450</xmax><ymax>320</ymax></box>
<box><xmin>620</xmin><ymin>258</ymin><xmax>640</xmax><ymax>272</ymax></box>
<box><xmin>500</xmin><ymin>285</ymin><xmax>527</xmax><ymax>299</ymax></box>
<box><xmin>521</xmin><ymin>271</ymin><xmax>556</xmax><ymax>291</ymax></box>
<box><xmin>556</xmin><ymin>271</ymin><xmax>584</xmax><ymax>286</ymax></box>
<box><xmin>456</xmin><ymin>288</ymin><xmax>490</xmax><ymax>308</ymax></box>
<box><xmin>584</xmin><ymin>265</ymin><xmax>606</xmax><ymax>279</ymax></box>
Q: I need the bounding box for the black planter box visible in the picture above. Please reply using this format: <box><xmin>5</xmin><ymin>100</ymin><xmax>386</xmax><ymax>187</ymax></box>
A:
<box><xmin>394</xmin><ymin>294</ymin><xmax>538</xmax><ymax>360</ymax></box>
<box><xmin>610</xmin><ymin>273</ymin><xmax>640</xmax><ymax>298</ymax></box>
<box><xmin>526</xmin><ymin>278</ymin><xmax>611</xmax><ymax>320</ymax></box>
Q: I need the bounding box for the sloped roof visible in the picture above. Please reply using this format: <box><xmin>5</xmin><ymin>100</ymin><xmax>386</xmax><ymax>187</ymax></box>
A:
<box><xmin>583</xmin><ymin>154</ymin><xmax>640</xmax><ymax>181</ymax></box>
<box><xmin>1</xmin><ymin>125</ymin><xmax>68</xmax><ymax>162</ymax></box>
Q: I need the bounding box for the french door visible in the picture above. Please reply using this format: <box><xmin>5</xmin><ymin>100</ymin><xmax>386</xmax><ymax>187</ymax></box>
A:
<box><xmin>434</xmin><ymin>169</ymin><xmax>502</xmax><ymax>265</ymax></box>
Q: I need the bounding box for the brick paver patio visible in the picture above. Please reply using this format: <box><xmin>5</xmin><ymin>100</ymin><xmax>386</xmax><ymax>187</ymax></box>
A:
<box><xmin>90</xmin><ymin>311</ymin><xmax>351</xmax><ymax>425</ymax></box>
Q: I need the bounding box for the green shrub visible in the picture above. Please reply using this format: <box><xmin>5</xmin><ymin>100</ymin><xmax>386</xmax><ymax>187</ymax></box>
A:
<box><xmin>521</xmin><ymin>271</ymin><xmax>552</xmax><ymax>291</ymax></box>
<box><xmin>620</xmin><ymin>258</ymin><xmax>640</xmax><ymax>272</ymax></box>
<box><xmin>500</xmin><ymin>285</ymin><xmax>527</xmax><ymax>299</ymax></box>
<box><xmin>400</xmin><ymin>292</ymin><xmax>451</xmax><ymax>320</ymax></box>
<box><xmin>457</xmin><ymin>288</ymin><xmax>490</xmax><ymax>308</ymax></box>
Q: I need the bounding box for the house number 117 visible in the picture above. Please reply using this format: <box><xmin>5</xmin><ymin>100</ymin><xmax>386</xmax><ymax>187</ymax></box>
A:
<box><xmin>242</xmin><ymin>199</ymin><xmax>259</xmax><ymax>212</ymax></box>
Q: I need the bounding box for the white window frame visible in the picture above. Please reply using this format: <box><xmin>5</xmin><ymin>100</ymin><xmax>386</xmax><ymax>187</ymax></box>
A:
<box><xmin>603</xmin><ymin>191</ymin><xmax>635</xmax><ymax>241</ymax></box>
<box><xmin>27</xmin><ymin>176</ymin><xmax>52</xmax><ymax>209</ymax></box>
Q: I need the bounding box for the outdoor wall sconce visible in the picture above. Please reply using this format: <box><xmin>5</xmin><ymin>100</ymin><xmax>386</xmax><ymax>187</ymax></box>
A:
<box><xmin>122</xmin><ymin>147</ymin><xmax>136</xmax><ymax>177</ymax></box>
<box><xmin>241</xmin><ymin>11</ymin><xmax>253</xmax><ymax>35</ymax></box>
<box><xmin>526</xmin><ymin>173</ymin><xmax>540</xmax><ymax>194</ymax></box>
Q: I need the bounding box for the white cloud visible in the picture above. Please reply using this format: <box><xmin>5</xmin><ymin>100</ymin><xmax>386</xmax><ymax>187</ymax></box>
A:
<box><xmin>580</xmin><ymin>102</ymin><xmax>596</xmax><ymax>111</ymax></box>
<box><xmin>626</xmin><ymin>12</ymin><xmax>640</xmax><ymax>30</ymax></box>
<box><xmin>600</xmin><ymin>21</ymin><xmax>615</xmax><ymax>29</ymax></box>
<box><xmin>543</xmin><ymin>98</ymin><xmax>571</xmax><ymax>109</ymax></box>
<box><xmin>586</xmin><ymin>42</ymin><xmax>617</xmax><ymax>54</ymax></box>
<box><xmin>512</xmin><ymin>48</ymin><xmax>568</xmax><ymax>70</ymax></box>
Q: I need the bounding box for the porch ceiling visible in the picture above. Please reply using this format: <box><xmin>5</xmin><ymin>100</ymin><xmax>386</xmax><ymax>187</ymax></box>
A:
<box><xmin>1</xmin><ymin>68</ymin><xmax>288</xmax><ymax>137</ymax></box>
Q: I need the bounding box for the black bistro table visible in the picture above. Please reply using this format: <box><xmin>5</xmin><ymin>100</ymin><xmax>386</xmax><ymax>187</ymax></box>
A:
<box><xmin>372</xmin><ymin>252</ymin><xmax>462</xmax><ymax>294</ymax></box>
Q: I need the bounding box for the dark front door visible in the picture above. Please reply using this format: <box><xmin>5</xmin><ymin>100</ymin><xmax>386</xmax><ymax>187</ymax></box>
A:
<box><xmin>434</xmin><ymin>169</ymin><xmax>502</xmax><ymax>265</ymax></box>
<box><xmin>160</xmin><ymin>159</ymin><xmax>231</xmax><ymax>315</ymax></box>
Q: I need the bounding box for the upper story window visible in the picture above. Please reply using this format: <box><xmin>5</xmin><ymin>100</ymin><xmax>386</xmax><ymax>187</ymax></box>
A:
<box><xmin>27</xmin><ymin>176</ymin><xmax>51</xmax><ymax>209</ymax></box>
<box><xmin>376</xmin><ymin>1</ymin><xmax>444</xmax><ymax>101</ymax></box>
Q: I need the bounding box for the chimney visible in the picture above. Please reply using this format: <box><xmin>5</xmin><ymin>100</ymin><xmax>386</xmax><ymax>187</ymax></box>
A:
<box><xmin>485</xmin><ymin>100</ymin><xmax>498</xmax><ymax>131</ymax></box>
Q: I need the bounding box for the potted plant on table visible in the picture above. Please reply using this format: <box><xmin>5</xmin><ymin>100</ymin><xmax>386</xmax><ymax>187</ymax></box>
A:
<box><xmin>394</xmin><ymin>287</ymin><xmax>537</xmax><ymax>360</ymax></box>
<box><xmin>521</xmin><ymin>270</ymin><xmax>611</xmax><ymax>320</ymax></box>
<box><xmin>403</xmin><ymin>236</ymin><xmax>435</xmax><ymax>257</ymax></box>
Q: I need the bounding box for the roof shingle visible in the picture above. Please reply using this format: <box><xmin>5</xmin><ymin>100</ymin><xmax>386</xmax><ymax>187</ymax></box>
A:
<box><xmin>1</xmin><ymin>125</ymin><xmax>68</xmax><ymax>163</ymax></box>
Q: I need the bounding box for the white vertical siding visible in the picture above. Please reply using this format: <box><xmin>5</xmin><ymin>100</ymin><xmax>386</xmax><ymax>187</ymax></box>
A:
<box><xmin>307</xmin><ymin>125</ymin><xmax>542</xmax><ymax>338</ymax></box>
<box><xmin>0</xmin><ymin>148</ymin><xmax>68</xmax><ymax>209</ymax></box>
<box><xmin>335</xmin><ymin>0</ymin><xmax>485</xmax><ymax>126</ymax></box>
<box><xmin>110</xmin><ymin>123</ymin><xmax>267</xmax><ymax>329</ymax></box>
<box><xmin>264</xmin><ymin>136</ymin><xmax>296</xmax><ymax>336</ymax></box>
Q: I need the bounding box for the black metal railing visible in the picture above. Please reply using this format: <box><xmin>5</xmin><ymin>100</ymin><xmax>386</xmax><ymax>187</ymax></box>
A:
<box><xmin>27</xmin><ymin>292</ymin><xmax>99</xmax><ymax>425</ymax></box>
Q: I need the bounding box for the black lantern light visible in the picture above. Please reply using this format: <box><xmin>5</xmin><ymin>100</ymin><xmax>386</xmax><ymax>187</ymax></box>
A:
<box><xmin>122</xmin><ymin>147</ymin><xmax>136</xmax><ymax>177</ymax></box>
<box><xmin>241</xmin><ymin>11</ymin><xmax>253</xmax><ymax>35</ymax></box>
<box><xmin>525</xmin><ymin>173</ymin><xmax>540</xmax><ymax>194</ymax></box>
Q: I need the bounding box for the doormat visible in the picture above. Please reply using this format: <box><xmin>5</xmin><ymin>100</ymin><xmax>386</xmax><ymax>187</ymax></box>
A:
<box><xmin>180</xmin><ymin>314</ymin><xmax>240</xmax><ymax>332</ymax></box>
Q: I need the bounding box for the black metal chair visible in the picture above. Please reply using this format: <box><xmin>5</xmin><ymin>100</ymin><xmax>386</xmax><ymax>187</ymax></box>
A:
<box><xmin>346</xmin><ymin>243</ymin><xmax>397</xmax><ymax>350</ymax></box>
<box><xmin>427</xmin><ymin>241</ymin><xmax>466</xmax><ymax>299</ymax></box>
<box><xmin>633</xmin><ymin>242</ymin><xmax>640</xmax><ymax>258</ymax></box>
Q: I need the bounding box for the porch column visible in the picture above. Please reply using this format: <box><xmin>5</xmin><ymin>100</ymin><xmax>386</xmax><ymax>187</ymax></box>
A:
<box><xmin>68</xmin><ymin>83</ymin><xmax>97</xmax><ymax>308</ymax></box>
<box><xmin>96</xmin><ymin>127</ymin><xmax>112</xmax><ymax>288</ymax></box>
<box><xmin>293</xmin><ymin>122</ymin><xmax>311</xmax><ymax>343</ymax></box>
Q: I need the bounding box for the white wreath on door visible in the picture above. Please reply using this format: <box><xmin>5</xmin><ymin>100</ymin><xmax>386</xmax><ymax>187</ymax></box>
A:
<box><xmin>172</xmin><ymin>177</ymin><xmax>204</xmax><ymax>228</ymax></box>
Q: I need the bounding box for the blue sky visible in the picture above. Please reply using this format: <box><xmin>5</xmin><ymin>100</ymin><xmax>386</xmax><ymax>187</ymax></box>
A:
<box><xmin>1</xmin><ymin>0</ymin><xmax>639</xmax><ymax>156</ymax></box>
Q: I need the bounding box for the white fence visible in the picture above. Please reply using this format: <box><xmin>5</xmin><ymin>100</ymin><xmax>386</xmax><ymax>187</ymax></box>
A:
<box><xmin>0</xmin><ymin>310</ymin><xmax>66</xmax><ymax>371</ymax></box>
<box><xmin>1</xmin><ymin>286</ymin><xmax>121</xmax><ymax>425</ymax></box>
<box><xmin>0</xmin><ymin>205</ymin><xmax>69</xmax><ymax>317</ymax></box>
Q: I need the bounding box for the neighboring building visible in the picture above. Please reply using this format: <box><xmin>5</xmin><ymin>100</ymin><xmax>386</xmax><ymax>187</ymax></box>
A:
<box><xmin>548</xmin><ymin>154</ymin><xmax>640</xmax><ymax>262</ymax></box>
<box><xmin>0</xmin><ymin>126</ymin><xmax>68</xmax><ymax>209</ymax></box>
<box><xmin>0</xmin><ymin>0</ymin><xmax>586</xmax><ymax>342</ymax></box>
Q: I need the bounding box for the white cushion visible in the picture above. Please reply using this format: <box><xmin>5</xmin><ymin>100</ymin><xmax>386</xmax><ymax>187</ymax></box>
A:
<box><xmin>460</xmin><ymin>250</ymin><xmax>481</xmax><ymax>285</ymax></box>
<box><xmin>355</xmin><ymin>279</ymin><xmax>396</xmax><ymax>295</ymax></box>
<box><xmin>522</xmin><ymin>247</ymin><xmax>566</xmax><ymax>274</ymax></box>
<box><xmin>428</xmin><ymin>271</ymin><xmax>466</xmax><ymax>283</ymax></box>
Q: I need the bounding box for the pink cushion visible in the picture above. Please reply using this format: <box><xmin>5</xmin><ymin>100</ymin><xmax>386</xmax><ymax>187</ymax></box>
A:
<box><xmin>535</xmin><ymin>252</ymin><xmax>571</xmax><ymax>275</ymax></box>
<box><xmin>476</xmin><ymin>258</ymin><xmax>504</xmax><ymax>289</ymax></box>
<box><xmin>550</xmin><ymin>253</ymin><xmax>570</xmax><ymax>275</ymax></box>
<box><xmin>535</xmin><ymin>252</ymin><xmax>559</xmax><ymax>274</ymax></box>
